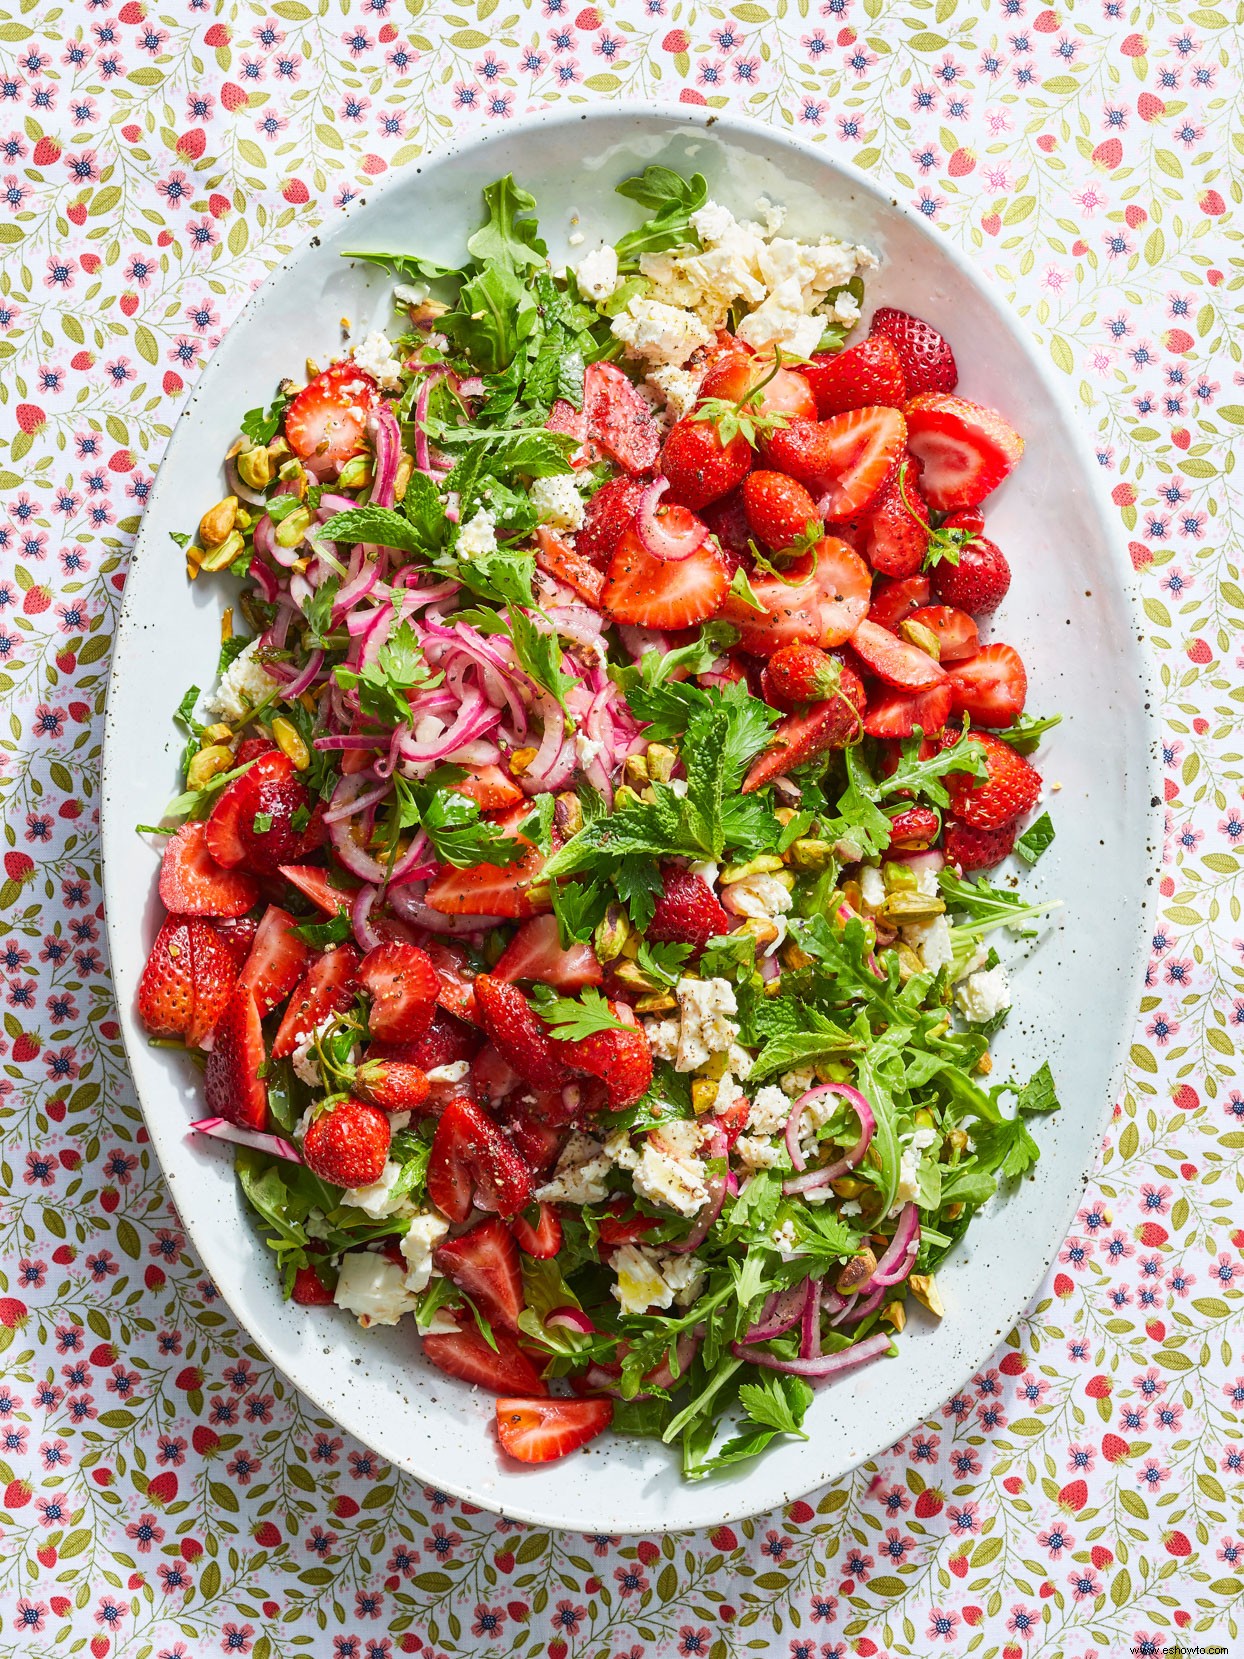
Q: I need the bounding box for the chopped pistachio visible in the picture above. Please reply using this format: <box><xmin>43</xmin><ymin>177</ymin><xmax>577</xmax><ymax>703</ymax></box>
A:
<box><xmin>908</xmin><ymin>1274</ymin><xmax>944</xmax><ymax>1318</ymax></box>
<box><xmin>198</xmin><ymin>496</ymin><xmax>238</xmax><ymax>549</ymax></box>
<box><xmin>645</xmin><ymin>742</ymin><xmax>676</xmax><ymax>783</ymax></box>
<box><xmin>836</xmin><ymin>1248</ymin><xmax>877</xmax><ymax>1294</ymax></box>
<box><xmin>235</xmin><ymin>446</ymin><xmax>272</xmax><ymax>490</ymax></box>
<box><xmin>186</xmin><ymin>744</ymin><xmax>235</xmax><ymax>790</ymax></box>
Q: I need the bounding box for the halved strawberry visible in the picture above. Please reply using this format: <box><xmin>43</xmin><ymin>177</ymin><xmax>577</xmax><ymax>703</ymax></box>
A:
<box><xmin>206</xmin><ymin>751</ymin><xmax>321</xmax><ymax>876</ymax></box>
<box><xmin>474</xmin><ymin>975</ymin><xmax>570</xmax><ymax>1089</ymax></box>
<box><xmin>159</xmin><ymin>823</ymin><xmax>258</xmax><ymax>919</ymax></box>
<box><xmin>138</xmin><ymin>915</ymin><xmax>237</xmax><ymax>1045</ymax></box>
<box><xmin>424</xmin><ymin>804</ymin><xmax>550</xmax><ymax>920</ymax></box>
<box><xmin>727</xmin><ymin>541</ymin><xmax>871</xmax><ymax>654</ymax></box>
<box><xmin>648</xmin><ymin>866</ymin><xmax>729</xmax><ymax>951</ymax></box>
<box><xmin>863</xmin><ymin>467</ymin><xmax>928</xmax><ymax>578</ymax></box>
<box><xmin>947</xmin><ymin>642</ymin><xmax>1027</xmax><ymax>727</ymax></box>
<box><xmin>279</xmin><ymin>863</ymin><xmax>356</xmax><ymax>916</ymax></box>
<box><xmin>494</xmin><ymin>914</ymin><xmax>602</xmax><ymax>990</ymax></box>
<box><xmin>510</xmin><ymin>1202</ymin><xmax>562</xmax><ymax>1258</ymax></box>
<box><xmin>887</xmin><ymin>805</ymin><xmax>940</xmax><ymax>850</ymax></box>
<box><xmin>396</xmin><ymin>1006</ymin><xmax>481</xmax><ymax>1072</ymax></box>
<box><xmin>434</xmin><ymin>1216</ymin><xmax>527</xmax><ymax>1330</ymax></box>
<box><xmin>803</xmin><ymin>335</ymin><xmax>907</xmax><ymax>417</ymax></box>
<box><xmin>211</xmin><ymin>913</ymin><xmax>259</xmax><ymax>969</ymax></box>
<box><xmin>868</xmin><ymin>574</ymin><xmax>930</xmax><ymax>632</ymax></box>
<box><xmin>302</xmin><ymin>1098</ymin><xmax>390</xmax><ymax>1187</ymax></box>
<box><xmin>869</xmin><ymin>308</ymin><xmax>958</xmax><ymax>397</ymax></box>
<box><xmin>563</xmin><ymin>1024</ymin><xmax>653</xmax><ymax>1109</ymax></box>
<box><xmin>449</xmin><ymin>764</ymin><xmax>524</xmax><ymax>813</ymax></box>
<box><xmin>534</xmin><ymin>524</ymin><xmax>605</xmax><ymax>606</ymax></box>
<box><xmin>742</xmin><ymin>683</ymin><xmax>867</xmax><ymax>793</ymax></box>
<box><xmin>236</xmin><ymin>905</ymin><xmax>308</xmax><ymax>1017</ymax></box>
<box><xmin>422</xmin><ymin>1321</ymin><xmax>547</xmax><ymax>1397</ymax></box>
<box><xmin>945</xmin><ymin>731</ymin><xmax>1042</xmax><ymax>829</ymax></box>
<box><xmin>357</xmin><ymin>940</ymin><xmax>438</xmax><ymax>1042</ymax></box>
<box><xmin>943</xmin><ymin>816</ymin><xmax>1018</xmax><ymax>871</ymax></box>
<box><xmin>906</xmin><ymin>605</ymin><xmax>979</xmax><ymax>663</ymax></box>
<box><xmin>661</xmin><ymin>417</ymin><xmax>751</xmax><ymax>510</ymax></box>
<box><xmin>496</xmin><ymin>1396</ymin><xmax>612</xmax><ymax>1463</ymax></box>
<box><xmin>272</xmin><ymin>944</ymin><xmax>360</xmax><ymax>1060</ymax></box>
<box><xmin>583</xmin><ymin>361</ymin><xmax>661</xmax><ymax>473</ymax></box>
<box><xmin>762</xmin><ymin>407</ymin><xmax>906</xmax><ymax>517</ymax></box>
<box><xmin>862</xmin><ymin>681</ymin><xmax>953</xmax><ymax>740</ymax></box>
<box><xmin>700</xmin><ymin>486</ymin><xmax>752</xmax><ymax>557</ymax></box>
<box><xmin>423</xmin><ymin>939</ymin><xmax>481</xmax><ymax>1024</ymax></box>
<box><xmin>203</xmin><ymin>986</ymin><xmax>267</xmax><ymax>1130</ymax></box>
<box><xmin>427</xmin><ymin>1095</ymin><xmax>534</xmax><ymax>1222</ymax></box>
<box><xmin>545</xmin><ymin>396</ymin><xmax>597</xmax><ymax>467</ymax></box>
<box><xmin>601</xmin><ymin>528</ymin><xmax>730</xmax><ymax>630</ymax></box>
<box><xmin>595</xmin><ymin>1196</ymin><xmax>661</xmax><ymax>1251</ymax></box>
<box><xmin>741</xmin><ymin>470</ymin><xmax>822</xmax><ymax>552</ymax></box>
<box><xmin>905</xmin><ymin>394</ymin><xmax>1024</xmax><ymax>511</ymax></box>
<box><xmin>284</xmin><ymin>361</ymin><xmax>378</xmax><ymax>473</ymax></box>
<box><xmin>850</xmin><ymin>618</ymin><xmax>945</xmax><ymax>690</ymax></box>
<box><xmin>698</xmin><ymin>349</ymin><xmax>816</xmax><ymax>419</ymax></box>
<box><xmin>500</xmin><ymin>1110</ymin><xmax>564</xmax><ymax>1175</ymax></box>
<box><xmin>576</xmin><ymin>474</ymin><xmax>647</xmax><ymax>569</ymax></box>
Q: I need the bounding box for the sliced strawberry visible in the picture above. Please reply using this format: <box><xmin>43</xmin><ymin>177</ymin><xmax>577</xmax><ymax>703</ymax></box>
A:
<box><xmin>352</xmin><ymin>1057</ymin><xmax>430</xmax><ymax>1114</ymax></box>
<box><xmin>850</xmin><ymin>618</ymin><xmax>945</xmax><ymax>691</ymax></box>
<box><xmin>234</xmin><ymin>735</ymin><xmax>277</xmax><ymax>766</ymax></box>
<box><xmin>211</xmin><ymin>913</ymin><xmax>259</xmax><ymax>970</ymax></box>
<box><xmin>929</xmin><ymin>535</ymin><xmax>1011</xmax><ymax>615</ymax></box>
<box><xmin>698</xmin><ymin>349</ymin><xmax>816</xmax><ymax>419</ymax></box>
<box><xmin>509</xmin><ymin>1202</ymin><xmax>562</xmax><ymax>1259</ymax></box>
<box><xmin>583</xmin><ymin>361</ymin><xmax>661</xmax><ymax>473</ymax></box>
<box><xmin>945</xmin><ymin>731</ymin><xmax>1042</xmax><ymax>830</ymax></box>
<box><xmin>576</xmin><ymin>474</ymin><xmax>648</xmax><ymax>569</ymax></box>
<box><xmin>236</xmin><ymin>905</ymin><xmax>308</xmax><ymax>1017</ymax></box>
<box><xmin>272</xmin><ymin>943</ymin><xmax>360</xmax><ymax>1060</ymax></box>
<box><xmin>291</xmin><ymin>1262</ymin><xmax>336</xmax><ymax>1305</ymax></box>
<box><xmin>302</xmin><ymin>1098</ymin><xmax>391</xmax><ymax>1188</ymax></box>
<box><xmin>888</xmin><ymin>805</ymin><xmax>940</xmax><ymax>850</ymax></box>
<box><xmin>601</xmin><ymin>528</ymin><xmax>730</xmax><ymax>630</ymax></box>
<box><xmin>743</xmin><ymin>682</ymin><xmax>867</xmax><ymax>793</ymax></box>
<box><xmin>904</xmin><ymin>394</ymin><xmax>1024</xmax><ymax>511</ymax></box>
<box><xmin>474</xmin><ymin>975</ymin><xmax>570</xmax><ymax>1089</ymax></box>
<box><xmin>500</xmin><ymin>1111</ymin><xmax>564</xmax><ymax>1175</ymax></box>
<box><xmin>424</xmin><ymin>804</ymin><xmax>550</xmax><ymax>919</ymax></box>
<box><xmin>564</xmin><ymin>1024</ymin><xmax>653</xmax><ymax>1110</ymax></box>
<box><xmin>947</xmin><ymin>642</ymin><xmax>1027</xmax><ymax>727</ymax></box>
<box><xmin>496</xmin><ymin>1396</ymin><xmax>612</xmax><ymax>1463</ymax></box>
<box><xmin>428</xmin><ymin>1095</ymin><xmax>534</xmax><ymax>1222</ymax></box>
<box><xmin>279</xmin><ymin>863</ymin><xmax>356</xmax><ymax>916</ymax></box>
<box><xmin>159</xmin><ymin>823</ymin><xmax>258</xmax><ymax>919</ymax></box>
<box><xmin>862</xmin><ymin>681</ymin><xmax>953</xmax><ymax>740</ymax></box>
<box><xmin>357</xmin><ymin>940</ymin><xmax>438</xmax><ymax>1042</ymax></box>
<box><xmin>494</xmin><ymin>914</ymin><xmax>602</xmax><ymax>990</ymax></box>
<box><xmin>206</xmin><ymin>751</ymin><xmax>321</xmax><ymax>876</ymax></box>
<box><xmin>203</xmin><ymin>987</ymin><xmax>267</xmax><ymax>1131</ymax></box>
<box><xmin>943</xmin><ymin>816</ymin><xmax>1018</xmax><ymax>871</ymax></box>
<box><xmin>762</xmin><ymin>407</ymin><xmax>905</xmax><ymax>517</ymax></box>
<box><xmin>742</xmin><ymin>470</ymin><xmax>822</xmax><ymax>552</ymax></box>
<box><xmin>661</xmin><ymin>416</ymin><xmax>751</xmax><ymax>510</ymax></box>
<box><xmin>648</xmin><ymin>866</ymin><xmax>729</xmax><ymax>951</ymax></box>
<box><xmin>869</xmin><ymin>308</ymin><xmax>958</xmax><ymax>397</ymax></box>
<box><xmin>448</xmin><ymin>764</ymin><xmax>524</xmax><ymax>813</ymax></box>
<box><xmin>534</xmin><ymin>523</ymin><xmax>605</xmax><ymax>605</ymax></box>
<box><xmin>803</xmin><ymin>335</ymin><xmax>907</xmax><ymax>417</ymax></box>
<box><xmin>868</xmin><ymin>574</ymin><xmax>930</xmax><ymax>632</ymax></box>
<box><xmin>284</xmin><ymin>361</ymin><xmax>378</xmax><ymax>473</ymax></box>
<box><xmin>546</xmin><ymin>395</ymin><xmax>594</xmax><ymax>466</ymax></box>
<box><xmin>863</xmin><ymin>467</ymin><xmax>928</xmax><ymax>578</ymax></box>
<box><xmin>397</xmin><ymin>1006</ymin><xmax>481</xmax><ymax>1072</ymax></box>
<box><xmin>423</xmin><ymin>939</ymin><xmax>482</xmax><ymax>1024</ymax></box>
<box><xmin>906</xmin><ymin>605</ymin><xmax>979</xmax><ymax>663</ymax></box>
<box><xmin>138</xmin><ymin>915</ymin><xmax>236</xmax><ymax>1045</ymax></box>
<box><xmin>596</xmin><ymin>1196</ymin><xmax>662</xmax><ymax>1251</ymax></box>
<box><xmin>434</xmin><ymin>1216</ymin><xmax>526</xmax><ymax>1330</ymax></box>
<box><xmin>699</xmin><ymin>486</ymin><xmax>752</xmax><ymax>557</ymax></box>
<box><xmin>422</xmin><ymin>1321</ymin><xmax>547</xmax><ymax>1397</ymax></box>
<box><xmin>727</xmin><ymin>541</ymin><xmax>872</xmax><ymax>654</ymax></box>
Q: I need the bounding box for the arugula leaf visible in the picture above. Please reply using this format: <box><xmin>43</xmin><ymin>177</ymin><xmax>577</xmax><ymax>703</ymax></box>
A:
<box><xmin>996</xmin><ymin>711</ymin><xmax>1062</xmax><ymax>756</ymax></box>
<box><xmin>1015</xmin><ymin>811</ymin><xmax>1056</xmax><ymax>866</ymax></box>
<box><xmin>615</xmin><ymin>165</ymin><xmax>708</xmax><ymax>265</ymax></box>
<box><xmin>465</xmin><ymin>175</ymin><xmax>548</xmax><ymax>273</ymax></box>
<box><xmin>939</xmin><ymin>869</ymin><xmax>1061</xmax><ymax>939</ymax></box>
<box><xmin>341</xmin><ymin>249</ymin><xmax>459</xmax><ymax>284</ymax></box>
<box><xmin>529</xmin><ymin>985</ymin><xmax>630</xmax><ymax>1042</ymax></box>
<box><xmin>240</xmin><ymin>392</ymin><xmax>290</xmax><ymax>447</ymax></box>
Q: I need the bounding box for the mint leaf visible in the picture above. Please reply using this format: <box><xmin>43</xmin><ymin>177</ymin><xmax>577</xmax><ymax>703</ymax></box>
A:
<box><xmin>240</xmin><ymin>392</ymin><xmax>290</xmax><ymax>447</ymax></box>
<box><xmin>1015</xmin><ymin>1060</ymin><xmax>1060</xmax><ymax>1117</ymax></box>
<box><xmin>320</xmin><ymin>506</ymin><xmax>424</xmax><ymax>557</ymax></box>
<box><xmin>1015</xmin><ymin>811</ymin><xmax>1055</xmax><ymax>866</ymax></box>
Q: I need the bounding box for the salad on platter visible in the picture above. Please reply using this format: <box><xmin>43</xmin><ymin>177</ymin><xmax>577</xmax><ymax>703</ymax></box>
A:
<box><xmin>136</xmin><ymin>166</ymin><xmax>1061</xmax><ymax>1476</ymax></box>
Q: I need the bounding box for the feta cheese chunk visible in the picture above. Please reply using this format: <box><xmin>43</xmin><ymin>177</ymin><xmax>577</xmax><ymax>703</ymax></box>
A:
<box><xmin>735</xmin><ymin>276</ymin><xmax>826</xmax><ymax>359</ymax></box>
<box><xmin>903</xmin><ymin>913</ymin><xmax>954</xmax><ymax>974</ymax></box>
<box><xmin>206</xmin><ymin>639</ymin><xmax>276</xmax><ymax>724</ymax></box>
<box><xmin>333</xmin><ymin>1253</ymin><xmax>418</xmax><ymax>1327</ymax></box>
<box><xmin>352</xmin><ymin>329</ymin><xmax>405</xmax><ymax>389</ymax></box>
<box><xmin>535</xmin><ymin>1131</ymin><xmax>612</xmax><ymax>1206</ymax></box>
<box><xmin>610</xmin><ymin>1244</ymin><xmax>706</xmax><ymax>1315</ymax></box>
<box><xmin>721</xmin><ymin>872</ymin><xmax>793</xmax><ymax>920</ymax></box>
<box><xmin>426</xmin><ymin>1059</ymin><xmax>470</xmax><ymax>1085</ymax></box>
<box><xmin>735</xmin><ymin>1134</ymin><xmax>786</xmax><ymax>1172</ymax></box>
<box><xmin>342</xmin><ymin>1160</ymin><xmax>417</xmax><ymax>1221</ymax></box>
<box><xmin>645</xmin><ymin>364</ymin><xmax>703</xmax><ymax>421</ymax></box>
<box><xmin>747</xmin><ymin>1084</ymin><xmax>792</xmax><ymax>1137</ymax></box>
<box><xmin>643</xmin><ymin>1017</ymin><xmax>681</xmax><ymax>1064</ymax></box>
<box><xmin>457</xmin><ymin>508</ymin><xmax>498</xmax><ymax>559</ymax></box>
<box><xmin>955</xmin><ymin>964</ymin><xmax>1012</xmax><ymax>1024</ymax></box>
<box><xmin>529</xmin><ymin>472</ymin><xmax>585</xmax><ymax>532</ymax></box>
<box><xmin>633</xmin><ymin>1119</ymin><xmax>709</xmax><ymax>1217</ymax></box>
<box><xmin>611</xmin><ymin>298</ymin><xmax>714</xmax><ymax>368</ymax></box>
<box><xmin>889</xmin><ymin>1148</ymin><xmax>920</xmax><ymax>1216</ymax></box>
<box><xmin>674</xmin><ymin>977</ymin><xmax>739</xmax><ymax>1072</ymax></box>
<box><xmin>603</xmin><ymin>1128</ymin><xmax>640</xmax><ymax>1171</ymax></box>
<box><xmin>858</xmin><ymin>865</ymin><xmax>887</xmax><ymax>914</ymax></box>
<box><xmin>400</xmin><ymin>1211</ymin><xmax>450</xmax><ymax>1293</ymax></box>
<box><xmin>573</xmin><ymin>244</ymin><xmax>620</xmax><ymax>301</ymax></box>
<box><xmin>289</xmin><ymin>1015</ymin><xmax>339</xmax><ymax>1090</ymax></box>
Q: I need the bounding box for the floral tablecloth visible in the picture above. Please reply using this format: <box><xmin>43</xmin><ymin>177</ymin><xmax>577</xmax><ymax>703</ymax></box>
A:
<box><xmin>2</xmin><ymin>2</ymin><xmax>1242</xmax><ymax>1655</ymax></box>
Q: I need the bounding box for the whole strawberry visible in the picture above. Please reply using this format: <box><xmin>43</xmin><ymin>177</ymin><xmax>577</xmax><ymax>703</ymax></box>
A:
<box><xmin>930</xmin><ymin>535</ymin><xmax>1011</xmax><ymax>615</ymax></box>
<box><xmin>661</xmin><ymin>416</ymin><xmax>751</xmax><ymax>510</ymax></box>
<box><xmin>302</xmin><ymin>1099</ymin><xmax>391</xmax><ymax>1188</ymax></box>
<box><xmin>869</xmin><ymin>307</ymin><xmax>958</xmax><ymax>396</ymax></box>
<box><xmin>945</xmin><ymin>733</ymin><xmax>1041</xmax><ymax>830</ymax></box>
<box><xmin>803</xmin><ymin>335</ymin><xmax>907</xmax><ymax>417</ymax></box>
<box><xmin>647</xmin><ymin>866</ymin><xmax>729</xmax><ymax>951</ymax></box>
<box><xmin>944</xmin><ymin>817</ymin><xmax>1018</xmax><ymax>871</ymax></box>
<box><xmin>352</xmin><ymin>1057</ymin><xmax>430</xmax><ymax>1113</ymax></box>
<box><xmin>761</xmin><ymin>642</ymin><xmax>849</xmax><ymax>709</ymax></box>
<box><xmin>741</xmin><ymin>470</ymin><xmax>821</xmax><ymax>552</ymax></box>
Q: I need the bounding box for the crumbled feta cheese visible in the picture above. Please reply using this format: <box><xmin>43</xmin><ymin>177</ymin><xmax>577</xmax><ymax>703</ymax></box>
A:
<box><xmin>771</xmin><ymin>1218</ymin><xmax>799</xmax><ymax>1260</ymax></box>
<box><xmin>832</xmin><ymin>289</ymin><xmax>862</xmax><ymax>326</ymax></box>
<box><xmin>603</xmin><ymin>1128</ymin><xmax>640</xmax><ymax>1171</ymax></box>
<box><xmin>674</xmin><ymin>977</ymin><xmax>739</xmax><ymax>1072</ymax></box>
<box><xmin>400</xmin><ymin>1212</ymin><xmax>450</xmax><ymax>1293</ymax></box>
<box><xmin>611</xmin><ymin>298</ymin><xmax>715</xmax><ymax>368</ymax></box>
<box><xmin>535</xmin><ymin>1131</ymin><xmax>612</xmax><ymax>1206</ymax></box>
<box><xmin>689</xmin><ymin>199</ymin><xmax>739</xmax><ymax>245</ymax></box>
<box><xmin>955</xmin><ymin>965</ymin><xmax>1012</xmax><ymax>1024</ymax></box>
<box><xmin>736</xmin><ymin>276</ymin><xmax>826</xmax><ymax>359</ymax></box>
<box><xmin>662</xmin><ymin>1253</ymin><xmax>706</xmax><ymax>1308</ymax></box>
<box><xmin>610</xmin><ymin>1245</ymin><xmax>705</xmax><ymax>1315</ymax></box>
<box><xmin>734</xmin><ymin>1134</ymin><xmax>786</xmax><ymax>1172</ymax></box>
<box><xmin>342</xmin><ymin>1160</ymin><xmax>417</xmax><ymax>1221</ymax></box>
<box><xmin>725</xmin><ymin>1041</ymin><xmax>753</xmax><ymax>1082</ymax></box>
<box><xmin>426</xmin><ymin>1059</ymin><xmax>470</xmax><ymax>1085</ymax></box>
<box><xmin>913</xmin><ymin>865</ymin><xmax>942</xmax><ymax>900</ymax></box>
<box><xmin>393</xmin><ymin>282</ymin><xmax>426</xmax><ymax>307</ymax></box>
<box><xmin>781</xmin><ymin>1065</ymin><xmax>817</xmax><ymax>1099</ymax></box>
<box><xmin>840</xmin><ymin>1199</ymin><xmax>863</xmax><ymax>1218</ymax></box>
<box><xmin>748</xmin><ymin>1084</ymin><xmax>791</xmax><ymax>1137</ymax></box>
<box><xmin>688</xmin><ymin>860</ymin><xmax>720</xmax><ymax>891</ymax></box>
<box><xmin>206</xmin><ymin>639</ymin><xmax>277</xmax><ymax>724</ymax></box>
<box><xmin>289</xmin><ymin>1015</ymin><xmax>340</xmax><ymax>1090</ymax></box>
<box><xmin>530</xmin><ymin>472</ymin><xmax>585</xmax><ymax>532</ymax></box>
<box><xmin>352</xmin><ymin>329</ymin><xmax>405</xmax><ymax>389</ymax></box>
<box><xmin>333</xmin><ymin>1254</ymin><xmax>418</xmax><ymax>1327</ymax></box>
<box><xmin>858</xmin><ymin>865</ymin><xmax>887</xmax><ymax>913</ymax></box>
<box><xmin>633</xmin><ymin>1119</ymin><xmax>708</xmax><ymax>1217</ymax></box>
<box><xmin>644</xmin><ymin>1017</ymin><xmax>681</xmax><ymax>1065</ymax></box>
<box><xmin>721</xmin><ymin>872</ymin><xmax>793</xmax><ymax>920</ymax></box>
<box><xmin>574</xmin><ymin>733</ymin><xmax>603</xmax><ymax>769</ymax></box>
<box><xmin>889</xmin><ymin>1149</ymin><xmax>920</xmax><ymax>1216</ymax></box>
<box><xmin>573</xmin><ymin>244</ymin><xmax>620</xmax><ymax>301</ymax></box>
<box><xmin>458</xmin><ymin>509</ymin><xmax>498</xmax><ymax>560</ymax></box>
<box><xmin>911</xmin><ymin>1126</ymin><xmax>938</xmax><ymax>1153</ymax></box>
<box><xmin>903</xmin><ymin>913</ymin><xmax>954</xmax><ymax>973</ymax></box>
<box><xmin>645</xmin><ymin>364</ymin><xmax>702</xmax><ymax>421</ymax></box>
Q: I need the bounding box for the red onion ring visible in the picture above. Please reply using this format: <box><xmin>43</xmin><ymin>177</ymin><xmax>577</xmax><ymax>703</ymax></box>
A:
<box><xmin>190</xmin><ymin>1117</ymin><xmax>302</xmax><ymax>1163</ymax></box>
<box><xmin>860</xmin><ymin>1204</ymin><xmax>921</xmax><ymax>1292</ymax></box>
<box><xmin>635</xmin><ymin>477</ymin><xmax>710</xmax><ymax>563</ymax></box>
<box><xmin>388</xmin><ymin>881</ymin><xmax>505</xmax><ymax>935</ymax></box>
<box><xmin>368</xmin><ymin>403</ymin><xmax>402</xmax><ymax>509</ymax></box>
<box><xmin>351</xmin><ymin>883</ymin><xmax>383</xmax><ymax>951</ymax></box>
<box><xmin>327</xmin><ymin>813</ymin><xmax>390</xmax><ymax>884</ymax></box>
<box><xmin>738</xmin><ymin>1281</ymin><xmax>810</xmax><ymax>1345</ymax></box>
<box><xmin>248</xmin><ymin>555</ymin><xmax>279</xmax><ymax>604</ymax></box>
<box><xmin>801</xmin><ymin>1275</ymin><xmax>824</xmax><ymax>1360</ymax></box>
<box><xmin>277</xmin><ymin>648</ymin><xmax>324</xmax><ymax>703</ymax></box>
<box><xmin>546</xmin><ymin>1307</ymin><xmax>597</xmax><ymax>1335</ymax></box>
<box><xmin>782</xmin><ymin>1083</ymin><xmax>876</xmax><ymax>1192</ymax></box>
<box><xmin>731</xmin><ymin>1331</ymin><xmax>890</xmax><ymax>1382</ymax></box>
